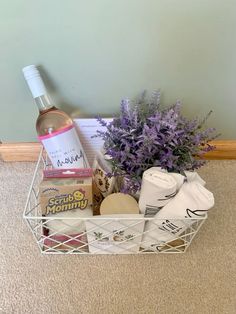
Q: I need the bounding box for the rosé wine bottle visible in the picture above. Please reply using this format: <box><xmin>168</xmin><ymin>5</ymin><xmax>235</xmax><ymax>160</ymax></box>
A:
<box><xmin>22</xmin><ymin>65</ymin><xmax>88</xmax><ymax>169</ymax></box>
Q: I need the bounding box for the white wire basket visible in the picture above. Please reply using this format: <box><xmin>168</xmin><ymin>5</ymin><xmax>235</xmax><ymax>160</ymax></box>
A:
<box><xmin>24</xmin><ymin>149</ymin><xmax>207</xmax><ymax>255</ymax></box>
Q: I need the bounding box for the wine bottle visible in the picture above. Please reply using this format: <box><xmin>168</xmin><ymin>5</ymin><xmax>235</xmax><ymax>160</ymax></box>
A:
<box><xmin>22</xmin><ymin>65</ymin><xmax>88</xmax><ymax>169</ymax></box>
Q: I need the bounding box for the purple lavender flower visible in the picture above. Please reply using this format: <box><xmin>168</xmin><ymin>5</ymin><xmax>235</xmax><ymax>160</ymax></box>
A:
<box><xmin>95</xmin><ymin>91</ymin><xmax>219</xmax><ymax>194</ymax></box>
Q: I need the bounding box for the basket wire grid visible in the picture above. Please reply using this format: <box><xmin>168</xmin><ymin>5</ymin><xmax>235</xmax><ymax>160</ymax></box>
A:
<box><xmin>23</xmin><ymin>149</ymin><xmax>207</xmax><ymax>255</ymax></box>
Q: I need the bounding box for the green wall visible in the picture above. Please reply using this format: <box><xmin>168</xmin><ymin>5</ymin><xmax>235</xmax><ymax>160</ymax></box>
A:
<box><xmin>0</xmin><ymin>0</ymin><xmax>236</xmax><ymax>141</ymax></box>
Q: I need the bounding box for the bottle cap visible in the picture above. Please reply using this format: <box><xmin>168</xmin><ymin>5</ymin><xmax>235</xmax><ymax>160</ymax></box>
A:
<box><xmin>22</xmin><ymin>65</ymin><xmax>47</xmax><ymax>98</ymax></box>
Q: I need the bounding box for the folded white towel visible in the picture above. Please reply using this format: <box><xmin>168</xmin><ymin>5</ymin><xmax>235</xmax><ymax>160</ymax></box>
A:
<box><xmin>46</xmin><ymin>207</ymin><xmax>93</xmax><ymax>235</ymax></box>
<box><xmin>142</xmin><ymin>181</ymin><xmax>214</xmax><ymax>250</ymax></box>
<box><xmin>138</xmin><ymin>167</ymin><xmax>185</xmax><ymax>216</ymax></box>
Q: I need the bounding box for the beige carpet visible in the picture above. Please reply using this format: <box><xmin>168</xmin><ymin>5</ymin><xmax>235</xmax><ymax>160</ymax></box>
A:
<box><xmin>0</xmin><ymin>160</ymin><xmax>235</xmax><ymax>314</ymax></box>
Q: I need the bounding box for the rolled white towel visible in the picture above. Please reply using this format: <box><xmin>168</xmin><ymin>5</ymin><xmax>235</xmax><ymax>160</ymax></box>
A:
<box><xmin>138</xmin><ymin>167</ymin><xmax>185</xmax><ymax>215</ymax></box>
<box><xmin>184</xmin><ymin>171</ymin><xmax>206</xmax><ymax>186</ymax></box>
<box><xmin>142</xmin><ymin>181</ymin><xmax>214</xmax><ymax>250</ymax></box>
<box><xmin>46</xmin><ymin>207</ymin><xmax>93</xmax><ymax>235</ymax></box>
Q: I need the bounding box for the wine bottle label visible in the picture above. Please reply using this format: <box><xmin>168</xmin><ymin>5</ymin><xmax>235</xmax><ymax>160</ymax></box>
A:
<box><xmin>38</xmin><ymin>125</ymin><xmax>88</xmax><ymax>169</ymax></box>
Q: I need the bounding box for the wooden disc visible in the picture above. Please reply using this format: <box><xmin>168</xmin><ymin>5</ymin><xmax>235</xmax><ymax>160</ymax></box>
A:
<box><xmin>100</xmin><ymin>193</ymin><xmax>140</xmax><ymax>215</ymax></box>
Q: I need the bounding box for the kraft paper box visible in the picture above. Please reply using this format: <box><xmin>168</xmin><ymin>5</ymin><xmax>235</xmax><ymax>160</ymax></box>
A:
<box><xmin>39</xmin><ymin>168</ymin><xmax>93</xmax><ymax>215</ymax></box>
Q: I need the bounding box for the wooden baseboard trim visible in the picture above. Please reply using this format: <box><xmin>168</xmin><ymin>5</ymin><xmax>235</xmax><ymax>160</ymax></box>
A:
<box><xmin>0</xmin><ymin>140</ymin><xmax>236</xmax><ymax>162</ymax></box>
<box><xmin>203</xmin><ymin>140</ymin><xmax>236</xmax><ymax>160</ymax></box>
<box><xmin>0</xmin><ymin>142</ymin><xmax>42</xmax><ymax>162</ymax></box>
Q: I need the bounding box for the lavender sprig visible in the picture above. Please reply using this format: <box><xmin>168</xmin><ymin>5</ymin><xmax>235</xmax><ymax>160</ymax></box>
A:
<box><xmin>96</xmin><ymin>92</ymin><xmax>219</xmax><ymax>194</ymax></box>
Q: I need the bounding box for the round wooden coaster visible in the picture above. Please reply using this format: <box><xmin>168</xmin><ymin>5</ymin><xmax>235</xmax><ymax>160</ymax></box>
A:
<box><xmin>100</xmin><ymin>193</ymin><xmax>140</xmax><ymax>215</ymax></box>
